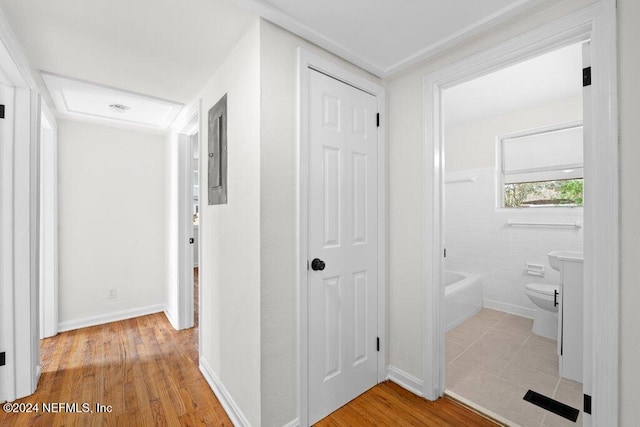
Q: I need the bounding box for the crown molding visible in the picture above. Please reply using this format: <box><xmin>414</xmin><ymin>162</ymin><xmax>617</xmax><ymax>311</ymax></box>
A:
<box><xmin>233</xmin><ymin>0</ymin><xmax>547</xmax><ymax>78</ymax></box>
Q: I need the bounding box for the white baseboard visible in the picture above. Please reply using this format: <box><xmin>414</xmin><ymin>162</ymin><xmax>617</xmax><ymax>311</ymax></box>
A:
<box><xmin>199</xmin><ymin>357</ymin><xmax>251</xmax><ymax>427</ymax></box>
<box><xmin>163</xmin><ymin>308</ymin><xmax>180</xmax><ymax>330</ymax></box>
<box><xmin>483</xmin><ymin>299</ymin><xmax>536</xmax><ymax>319</ymax></box>
<box><xmin>57</xmin><ymin>304</ymin><xmax>165</xmax><ymax>332</ymax></box>
<box><xmin>282</xmin><ymin>419</ymin><xmax>300</xmax><ymax>427</ymax></box>
<box><xmin>386</xmin><ymin>365</ymin><xmax>423</xmax><ymax>397</ymax></box>
<box><xmin>445</xmin><ymin>390</ymin><xmax>516</xmax><ymax>426</ymax></box>
<box><xmin>35</xmin><ymin>364</ymin><xmax>41</xmax><ymax>386</ymax></box>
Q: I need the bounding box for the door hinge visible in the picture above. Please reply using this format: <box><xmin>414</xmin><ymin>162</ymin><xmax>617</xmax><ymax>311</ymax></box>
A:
<box><xmin>444</xmin><ymin>248</ymin><xmax>447</xmax><ymax>258</ymax></box>
<box><xmin>307</xmin><ymin>259</ymin><xmax>310</xmax><ymax>271</ymax></box>
<box><xmin>583</xmin><ymin>67</ymin><xmax>592</xmax><ymax>87</ymax></box>
<box><xmin>582</xmin><ymin>394</ymin><xmax>591</xmax><ymax>415</ymax></box>
<box><xmin>0</xmin><ymin>104</ymin><xmax>5</xmax><ymax>119</ymax></box>
<box><xmin>376</xmin><ymin>113</ymin><xmax>380</xmax><ymax>128</ymax></box>
<box><xmin>583</xmin><ymin>394</ymin><xmax>592</xmax><ymax>414</ymax></box>
<box><xmin>376</xmin><ymin>337</ymin><xmax>380</xmax><ymax>352</ymax></box>
<box><xmin>0</xmin><ymin>351</ymin><xmax>5</xmax><ymax>366</ymax></box>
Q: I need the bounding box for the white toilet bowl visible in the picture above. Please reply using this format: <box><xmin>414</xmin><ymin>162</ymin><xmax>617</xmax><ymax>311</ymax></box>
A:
<box><xmin>525</xmin><ymin>283</ymin><xmax>560</xmax><ymax>340</ymax></box>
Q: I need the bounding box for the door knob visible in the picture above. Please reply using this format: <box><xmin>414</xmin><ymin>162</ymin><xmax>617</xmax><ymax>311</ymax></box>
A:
<box><xmin>311</xmin><ymin>258</ymin><xmax>326</xmax><ymax>271</ymax></box>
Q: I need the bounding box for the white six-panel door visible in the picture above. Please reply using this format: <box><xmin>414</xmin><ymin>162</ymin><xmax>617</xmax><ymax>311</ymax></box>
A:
<box><xmin>307</xmin><ymin>70</ymin><xmax>378</xmax><ymax>424</ymax></box>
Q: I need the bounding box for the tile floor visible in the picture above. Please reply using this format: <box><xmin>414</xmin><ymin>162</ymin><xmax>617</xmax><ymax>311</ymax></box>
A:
<box><xmin>445</xmin><ymin>308</ymin><xmax>583</xmax><ymax>427</ymax></box>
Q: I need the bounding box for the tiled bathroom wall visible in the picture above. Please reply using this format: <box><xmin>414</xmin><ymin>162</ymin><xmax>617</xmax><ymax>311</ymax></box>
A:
<box><xmin>444</xmin><ymin>167</ymin><xmax>583</xmax><ymax>317</ymax></box>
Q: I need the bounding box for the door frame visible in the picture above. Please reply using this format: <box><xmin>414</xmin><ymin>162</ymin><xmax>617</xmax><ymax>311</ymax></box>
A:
<box><xmin>0</xmin><ymin>11</ymin><xmax>42</xmax><ymax>401</ymax></box>
<box><xmin>174</xmin><ymin>104</ymin><xmax>200</xmax><ymax>331</ymax></box>
<box><xmin>297</xmin><ymin>47</ymin><xmax>387</xmax><ymax>426</ymax></box>
<box><xmin>421</xmin><ymin>1</ymin><xmax>618</xmax><ymax>426</ymax></box>
<box><xmin>39</xmin><ymin>103</ymin><xmax>58</xmax><ymax>339</ymax></box>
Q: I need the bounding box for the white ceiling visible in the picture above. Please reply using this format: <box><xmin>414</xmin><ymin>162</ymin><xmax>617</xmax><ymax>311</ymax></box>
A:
<box><xmin>42</xmin><ymin>73</ymin><xmax>184</xmax><ymax>130</ymax></box>
<box><xmin>0</xmin><ymin>0</ymin><xmax>254</xmax><ymax>105</ymax></box>
<box><xmin>233</xmin><ymin>0</ymin><xmax>546</xmax><ymax>76</ymax></box>
<box><xmin>0</xmin><ymin>0</ymin><xmax>562</xmax><ymax>129</ymax></box>
<box><xmin>443</xmin><ymin>43</ymin><xmax>583</xmax><ymax>126</ymax></box>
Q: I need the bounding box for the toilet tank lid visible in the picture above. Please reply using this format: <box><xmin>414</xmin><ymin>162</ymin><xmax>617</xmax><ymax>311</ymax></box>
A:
<box><xmin>526</xmin><ymin>283</ymin><xmax>559</xmax><ymax>296</ymax></box>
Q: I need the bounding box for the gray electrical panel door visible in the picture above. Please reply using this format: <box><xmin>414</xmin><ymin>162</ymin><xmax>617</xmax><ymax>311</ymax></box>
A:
<box><xmin>208</xmin><ymin>94</ymin><xmax>227</xmax><ymax>205</ymax></box>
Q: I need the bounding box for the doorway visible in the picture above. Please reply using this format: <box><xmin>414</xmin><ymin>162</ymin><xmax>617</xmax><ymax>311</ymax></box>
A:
<box><xmin>39</xmin><ymin>107</ymin><xmax>58</xmax><ymax>339</ymax></box>
<box><xmin>191</xmin><ymin>132</ymin><xmax>200</xmax><ymax>327</ymax></box>
<box><xmin>441</xmin><ymin>42</ymin><xmax>585</xmax><ymax>426</ymax></box>
<box><xmin>306</xmin><ymin>68</ymin><xmax>379</xmax><ymax>424</ymax></box>
<box><xmin>422</xmin><ymin>4</ymin><xmax>618</xmax><ymax>426</ymax></box>
<box><xmin>297</xmin><ymin>49</ymin><xmax>387</xmax><ymax>426</ymax></box>
<box><xmin>176</xmin><ymin>109</ymin><xmax>200</xmax><ymax>331</ymax></box>
<box><xmin>0</xmin><ymin>62</ymin><xmax>42</xmax><ymax>402</ymax></box>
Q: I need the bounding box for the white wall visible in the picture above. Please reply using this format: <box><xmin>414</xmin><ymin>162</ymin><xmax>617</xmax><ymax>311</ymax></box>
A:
<box><xmin>57</xmin><ymin>120</ymin><xmax>166</xmax><ymax>328</ymax></box>
<box><xmin>446</xmin><ymin>168</ymin><xmax>583</xmax><ymax>316</ymax></box>
<box><xmin>618</xmin><ymin>0</ymin><xmax>640</xmax><ymax>424</ymax></box>
<box><xmin>258</xmin><ymin>22</ymin><xmax>296</xmax><ymax>426</ymax></box>
<box><xmin>387</xmin><ymin>0</ymin><xmax>596</xmax><ymax>383</ymax></box>
<box><xmin>444</xmin><ymin>97</ymin><xmax>583</xmax><ymax>317</ymax></box>
<box><xmin>258</xmin><ymin>20</ymin><xmax>383</xmax><ymax>426</ymax></box>
<box><xmin>170</xmin><ymin>20</ymin><xmax>382</xmax><ymax>426</ymax></box>
<box><xmin>446</xmin><ymin>96</ymin><xmax>582</xmax><ymax>172</ymax></box>
<box><xmin>196</xmin><ymin>19</ymin><xmax>262</xmax><ymax>426</ymax></box>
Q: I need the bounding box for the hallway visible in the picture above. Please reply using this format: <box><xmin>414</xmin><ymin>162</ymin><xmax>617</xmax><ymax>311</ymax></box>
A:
<box><xmin>0</xmin><ymin>313</ymin><xmax>231</xmax><ymax>426</ymax></box>
<box><xmin>0</xmin><ymin>1</ymin><xmax>633</xmax><ymax>425</ymax></box>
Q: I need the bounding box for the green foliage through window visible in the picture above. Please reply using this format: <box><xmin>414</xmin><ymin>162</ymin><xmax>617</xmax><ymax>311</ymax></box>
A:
<box><xmin>504</xmin><ymin>179</ymin><xmax>583</xmax><ymax>207</ymax></box>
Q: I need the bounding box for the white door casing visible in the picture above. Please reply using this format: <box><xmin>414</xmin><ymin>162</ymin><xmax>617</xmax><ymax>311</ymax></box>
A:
<box><xmin>297</xmin><ymin>48</ymin><xmax>386</xmax><ymax>427</ymax></box>
<box><xmin>307</xmin><ymin>70</ymin><xmax>379</xmax><ymax>424</ymax></box>
<box><xmin>423</xmin><ymin>2</ymin><xmax>618</xmax><ymax>425</ymax></box>
<box><xmin>39</xmin><ymin>106</ymin><xmax>58</xmax><ymax>339</ymax></box>
<box><xmin>581</xmin><ymin>39</ymin><xmax>592</xmax><ymax>427</ymax></box>
<box><xmin>1</xmin><ymin>9</ymin><xmax>51</xmax><ymax>402</ymax></box>
<box><xmin>0</xmin><ymin>83</ymin><xmax>16</xmax><ymax>402</ymax></box>
<box><xmin>178</xmin><ymin>131</ymin><xmax>195</xmax><ymax>330</ymax></box>
<box><xmin>0</xmin><ymin>84</ymin><xmax>41</xmax><ymax>402</ymax></box>
<box><xmin>172</xmin><ymin>103</ymin><xmax>199</xmax><ymax>332</ymax></box>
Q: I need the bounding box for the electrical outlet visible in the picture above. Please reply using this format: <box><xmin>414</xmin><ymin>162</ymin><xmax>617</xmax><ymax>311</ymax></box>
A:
<box><xmin>107</xmin><ymin>288</ymin><xmax>117</xmax><ymax>299</ymax></box>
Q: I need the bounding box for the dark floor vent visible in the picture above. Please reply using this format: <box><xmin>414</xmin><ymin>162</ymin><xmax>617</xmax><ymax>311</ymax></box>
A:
<box><xmin>523</xmin><ymin>389</ymin><xmax>579</xmax><ymax>422</ymax></box>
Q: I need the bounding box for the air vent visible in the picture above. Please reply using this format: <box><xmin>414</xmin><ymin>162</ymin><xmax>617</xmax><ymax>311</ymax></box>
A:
<box><xmin>108</xmin><ymin>103</ymin><xmax>130</xmax><ymax>113</ymax></box>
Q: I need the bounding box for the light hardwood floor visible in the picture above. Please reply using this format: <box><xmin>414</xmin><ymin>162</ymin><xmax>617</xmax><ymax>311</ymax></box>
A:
<box><xmin>0</xmin><ymin>313</ymin><xmax>232</xmax><ymax>426</ymax></box>
<box><xmin>1</xmin><ymin>312</ymin><xmax>497</xmax><ymax>426</ymax></box>
<box><xmin>316</xmin><ymin>381</ymin><xmax>498</xmax><ymax>426</ymax></box>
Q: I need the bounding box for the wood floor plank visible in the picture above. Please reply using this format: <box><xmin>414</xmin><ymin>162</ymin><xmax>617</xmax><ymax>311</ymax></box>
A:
<box><xmin>315</xmin><ymin>381</ymin><xmax>499</xmax><ymax>426</ymax></box>
<box><xmin>1</xmin><ymin>303</ymin><xmax>495</xmax><ymax>426</ymax></box>
<box><xmin>0</xmin><ymin>313</ymin><xmax>232</xmax><ymax>427</ymax></box>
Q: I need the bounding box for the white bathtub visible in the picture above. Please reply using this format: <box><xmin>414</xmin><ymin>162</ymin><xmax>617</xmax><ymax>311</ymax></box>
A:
<box><xmin>445</xmin><ymin>271</ymin><xmax>483</xmax><ymax>332</ymax></box>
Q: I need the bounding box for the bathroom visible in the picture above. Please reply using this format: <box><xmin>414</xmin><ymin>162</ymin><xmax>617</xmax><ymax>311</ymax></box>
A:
<box><xmin>442</xmin><ymin>43</ymin><xmax>585</xmax><ymax>426</ymax></box>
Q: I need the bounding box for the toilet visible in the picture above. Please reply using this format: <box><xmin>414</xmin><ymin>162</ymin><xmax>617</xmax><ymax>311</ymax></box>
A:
<box><xmin>525</xmin><ymin>283</ymin><xmax>560</xmax><ymax>340</ymax></box>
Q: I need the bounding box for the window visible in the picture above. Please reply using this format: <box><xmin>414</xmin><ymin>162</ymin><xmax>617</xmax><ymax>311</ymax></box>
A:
<box><xmin>500</xmin><ymin>123</ymin><xmax>583</xmax><ymax>208</ymax></box>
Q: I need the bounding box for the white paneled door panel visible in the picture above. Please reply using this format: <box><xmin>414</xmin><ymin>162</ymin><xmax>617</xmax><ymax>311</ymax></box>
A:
<box><xmin>308</xmin><ymin>70</ymin><xmax>378</xmax><ymax>424</ymax></box>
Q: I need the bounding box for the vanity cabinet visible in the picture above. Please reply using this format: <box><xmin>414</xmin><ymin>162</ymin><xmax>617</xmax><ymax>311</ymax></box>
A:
<box><xmin>555</xmin><ymin>255</ymin><xmax>584</xmax><ymax>383</ymax></box>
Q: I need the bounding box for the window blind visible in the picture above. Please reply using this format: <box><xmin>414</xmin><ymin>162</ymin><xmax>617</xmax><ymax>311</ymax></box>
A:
<box><xmin>502</xmin><ymin>125</ymin><xmax>583</xmax><ymax>184</ymax></box>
